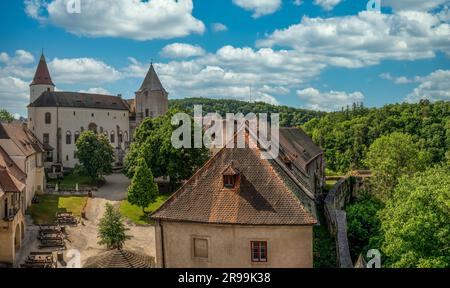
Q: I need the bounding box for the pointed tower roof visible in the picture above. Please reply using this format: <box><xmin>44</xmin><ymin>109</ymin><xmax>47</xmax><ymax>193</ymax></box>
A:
<box><xmin>138</xmin><ymin>63</ymin><xmax>165</xmax><ymax>92</ymax></box>
<box><xmin>30</xmin><ymin>53</ymin><xmax>54</xmax><ymax>86</ymax></box>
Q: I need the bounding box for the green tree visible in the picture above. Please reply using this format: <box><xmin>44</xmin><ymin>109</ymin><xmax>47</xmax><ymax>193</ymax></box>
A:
<box><xmin>0</xmin><ymin>109</ymin><xmax>14</xmax><ymax>123</ymax></box>
<box><xmin>97</xmin><ymin>203</ymin><xmax>132</xmax><ymax>250</ymax></box>
<box><xmin>124</xmin><ymin>109</ymin><xmax>209</xmax><ymax>188</ymax></box>
<box><xmin>127</xmin><ymin>157</ymin><xmax>158</xmax><ymax>213</ymax></box>
<box><xmin>380</xmin><ymin>167</ymin><xmax>450</xmax><ymax>268</ymax></box>
<box><xmin>365</xmin><ymin>132</ymin><xmax>426</xmax><ymax>201</ymax></box>
<box><xmin>76</xmin><ymin>130</ymin><xmax>114</xmax><ymax>182</ymax></box>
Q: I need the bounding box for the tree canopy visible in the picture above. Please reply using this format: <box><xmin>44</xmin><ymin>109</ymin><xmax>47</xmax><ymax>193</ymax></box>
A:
<box><xmin>76</xmin><ymin>130</ymin><xmax>114</xmax><ymax>181</ymax></box>
<box><xmin>124</xmin><ymin>109</ymin><xmax>210</xmax><ymax>187</ymax></box>
<box><xmin>127</xmin><ymin>157</ymin><xmax>159</xmax><ymax>213</ymax></box>
<box><xmin>97</xmin><ymin>203</ymin><xmax>132</xmax><ymax>250</ymax></box>
<box><xmin>0</xmin><ymin>109</ymin><xmax>14</xmax><ymax>123</ymax></box>
<box><xmin>380</xmin><ymin>167</ymin><xmax>450</xmax><ymax>268</ymax></box>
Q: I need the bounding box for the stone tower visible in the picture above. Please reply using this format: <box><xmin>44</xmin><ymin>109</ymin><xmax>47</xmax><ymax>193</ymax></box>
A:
<box><xmin>30</xmin><ymin>52</ymin><xmax>55</xmax><ymax>104</ymax></box>
<box><xmin>135</xmin><ymin>63</ymin><xmax>169</xmax><ymax>125</ymax></box>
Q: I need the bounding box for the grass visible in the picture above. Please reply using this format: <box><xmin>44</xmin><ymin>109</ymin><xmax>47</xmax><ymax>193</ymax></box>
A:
<box><xmin>313</xmin><ymin>205</ymin><xmax>337</xmax><ymax>268</ymax></box>
<box><xmin>48</xmin><ymin>173</ymin><xmax>99</xmax><ymax>189</ymax></box>
<box><xmin>29</xmin><ymin>194</ymin><xmax>88</xmax><ymax>225</ymax></box>
<box><xmin>119</xmin><ymin>194</ymin><xmax>171</xmax><ymax>225</ymax></box>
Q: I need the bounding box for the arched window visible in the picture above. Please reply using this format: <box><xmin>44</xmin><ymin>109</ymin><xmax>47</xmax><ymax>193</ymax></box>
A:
<box><xmin>80</xmin><ymin>127</ymin><xmax>84</xmax><ymax>133</ymax></box>
<box><xmin>110</xmin><ymin>131</ymin><xmax>115</xmax><ymax>143</ymax></box>
<box><xmin>124</xmin><ymin>131</ymin><xmax>129</xmax><ymax>143</ymax></box>
<box><xmin>99</xmin><ymin>127</ymin><xmax>104</xmax><ymax>134</ymax></box>
<box><xmin>66</xmin><ymin>131</ymin><xmax>72</xmax><ymax>145</ymax></box>
<box><xmin>74</xmin><ymin>131</ymin><xmax>80</xmax><ymax>143</ymax></box>
<box><xmin>118</xmin><ymin>131</ymin><xmax>123</xmax><ymax>143</ymax></box>
<box><xmin>45</xmin><ymin>112</ymin><xmax>51</xmax><ymax>124</ymax></box>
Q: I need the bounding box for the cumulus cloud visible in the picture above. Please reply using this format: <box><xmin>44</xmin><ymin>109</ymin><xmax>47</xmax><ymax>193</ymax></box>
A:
<box><xmin>293</xmin><ymin>0</ymin><xmax>303</xmax><ymax>6</ymax></box>
<box><xmin>406</xmin><ymin>69</ymin><xmax>450</xmax><ymax>102</ymax></box>
<box><xmin>232</xmin><ymin>0</ymin><xmax>281</xmax><ymax>18</ymax></box>
<box><xmin>160</xmin><ymin>43</ymin><xmax>206</xmax><ymax>58</ymax></box>
<box><xmin>313</xmin><ymin>0</ymin><xmax>342</xmax><ymax>11</ymax></box>
<box><xmin>379</xmin><ymin>73</ymin><xmax>415</xmax><ymax>84</ymax></box>
<box><xmin>24</xmin><ymin>0</ymin><xmax>205</xmax><ymax>41</ymax></box>
<box><xmin>0</xmin><ymin>76</ymin><xmax>30</xmax><ymax>109</ymax></box>
<box><xmin>48</xmin><ymin>58</ymin><xmax>122</xmax><ymax>84</ymax></box>
<box><xmin>211</xmin><ymin>23</ymin><xmax>228</xmax><ymax>32</ymax></box>
<box><xmin>297</xmin><ymin>88</ymin><xmax>364</xmax><ymax>111</ymax></box>
<box><xmin>78</xmin><ymin>87</ymin><xmax>112</xmax><ymax>95</ymax></box>
<box><xmin>0</xmin><ymin>50</ymin><xmax>36</xmax><ymax>79</ymax></box>
<box><xmin>257</xmin><ymin>11</ymin><xmax>450</xmax><ymax>68</ymax></box>
<box><xmin>383</xmin><ymin>0</ymin><xmax>448</xmax><ymax>12</ymax></box>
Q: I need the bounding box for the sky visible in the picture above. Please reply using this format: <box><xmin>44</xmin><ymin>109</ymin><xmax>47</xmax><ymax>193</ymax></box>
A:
<box><xmin>0</xmin><ymin>0</ymin><xmax>449</xmax><ymax>117</ymax></box>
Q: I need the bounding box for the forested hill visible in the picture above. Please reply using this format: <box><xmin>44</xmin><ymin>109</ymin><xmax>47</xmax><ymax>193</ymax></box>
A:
<box><xmin>169</xmin><ymin>98</ymin><xmax>325</xmax><ymax>127</ymax></box>
<box><xmin>302</xmin><ymin>101</ymin><xmax>450</xmax><ymax>173</ymax></box>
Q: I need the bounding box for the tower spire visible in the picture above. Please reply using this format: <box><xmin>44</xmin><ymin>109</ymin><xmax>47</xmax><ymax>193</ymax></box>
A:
<box><xmin>30</xmin><ymin>51</ymin><xmax>54</xmax><ymax>86</ymax></box>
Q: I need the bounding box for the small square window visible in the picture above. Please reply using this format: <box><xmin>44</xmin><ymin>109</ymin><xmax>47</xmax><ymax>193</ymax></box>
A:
<box><xmin>223</xmin><ymin>175</ymin><xmax>236</xmax><ymax>189</ymax></box>
<box><xmin>193</xmin><ymin>238</ymin><xmax>208</xmax><ymax>259</ymax></box>
<box><xmin>251</xmin><ymin>241</ymin><xmax>268</xmax><ymax>263</ymax></box>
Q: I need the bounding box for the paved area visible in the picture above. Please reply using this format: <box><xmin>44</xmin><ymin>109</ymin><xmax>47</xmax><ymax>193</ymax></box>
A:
<box><xmin>16</xmin><ymin>173</ymin><xmax>156</xmax><ymax>268</ymax></box>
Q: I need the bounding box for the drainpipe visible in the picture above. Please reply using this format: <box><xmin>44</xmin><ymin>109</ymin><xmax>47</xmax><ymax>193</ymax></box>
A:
<box><xmin>158</xmin><ymin>220</ymin><xmax>166</xmax><ymax>268</ymax></box>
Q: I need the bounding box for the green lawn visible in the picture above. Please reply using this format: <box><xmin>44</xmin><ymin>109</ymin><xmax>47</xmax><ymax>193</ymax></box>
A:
<box><xmin>29</xmin><ymin>194</ymin><xmax>88</xmax><ymax>225</ymax></box>
<box><xmin>119</xmin><ymin>194</ymin><xmax>171</xmax><ymax>225</ymax></box>
<box><xmin>48</xmin><ymin>173</ymin><xmax>98</xmax><ymax>189</ymax></box>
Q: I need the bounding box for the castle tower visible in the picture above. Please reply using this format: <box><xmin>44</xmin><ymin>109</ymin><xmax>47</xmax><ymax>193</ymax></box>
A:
<box><xmin>30</xmin><ymin>52</ymin><xmax>55</xmax><ymax>104</ymax></box>
<box><xmin>135</xmin><ymin>63</ymin><xmax>169</xmax><ymax>125</ymax></box>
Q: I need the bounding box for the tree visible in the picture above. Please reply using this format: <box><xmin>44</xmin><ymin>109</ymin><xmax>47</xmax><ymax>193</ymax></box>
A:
<box><xmin>364</xmin><ymin>132</ymin><xmax>426</xmax><ymax>201</ymax></box>
<box><xmin>124</xmin><ymin>109</ymin><xmax>209</xmax><ymax>188</ymax></box>
<box><xmin>0</xmin><ymin>109</ymin><xmax>14</xmax><ymax>123</ymax></box>
<box><xmin>76</xmin><ymin>130</ymin><xmax>114</xmax><ymax>182</ymax></box>
<box><xmin>127</xmin><ymin>157</ymin><xmax>158</xmax><ymax>213</ymax></box>
<box><xmin>97</xmin><ymin>203</ymin><xmax>132</xmax><ymax>250</ymax></box>
<box><xmin>380</xmin><ymin>167</ymin><xmax>450</xmax><ymax>268</ymax></box>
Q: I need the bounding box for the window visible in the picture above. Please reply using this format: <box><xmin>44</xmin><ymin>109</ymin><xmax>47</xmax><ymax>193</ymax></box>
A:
<box><xmin>43</xmin><ymin>133</ymin><xmax>49</xmax><ymax>144</ymax></box>
<box><xmin>73</xmin><ymin>111</ymin><xmax>76</xmax><ymax>116</ymax></box>
<box><xmin>74</xmin><ymin>131</ymin><xmax>80</xmax><ymax>143</ymax></box>
<box><xmin>45</xmin><ymin>151</ymin><xmax>53</xmax><ymax>162</ymax></box>
<box><xmin>251</xmin><ymin>241</ymin><xmax>268</xmax><ymax>263</ymax></box>
<box><xmin>223</xmin><ymin>175</ymin><xmax>237</xmax><ymax>189</ymax></box>
<box><xmin>66</xmin><ymin>155</ymin><xmax>69</xmax><ymax>161</ymax></box>
<box><xmin>66</xmin><ymin>131</ymin><xmax>72</xmax><ymax>145</ymax></box>
<box><xmin>145</xmin><ymin>109</ymin><xmax>149</xmax><ymax>117</ymax></box>
<box><xmin>193</xmin><ymin>238</ymin><xmax>208</xmax><ymax>259</ymax></box>
<box><xmin>110</xmin><ymin>131</ymin><xmax>115</xmax><ymax>143</ymax></box>
<box><xmin>118</xmin><ymin>131</ymin><xmax>123</xmax><ymax>143</ymax></box>
<box><xmin>47</xmin><ymin>87</ymin><xmax>50</xmax><ymax>92</ymax></box>
<box><xmin>45</xmin><ymin>112</ymin><xmax>51</xmax><ymax>124</ymax></box>
<box><xmin>91</xmin><ymin>113</ymin><xmax>94</xmax><ymax>117</ymax></box>
<box><xmin>74</xmin><ymin>151</ymin><xmax>78</xmax><ymax>159</ymax></box>
<box><xmin>80</xmin><ymin>127</ymin><xmax>84</xmax><ymax>133</ymax></box>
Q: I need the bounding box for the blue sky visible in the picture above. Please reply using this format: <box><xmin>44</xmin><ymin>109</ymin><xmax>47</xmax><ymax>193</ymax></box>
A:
<box><xmin>0</xmin><ymin>0</ymin><xmax>449</xmax><ymax>117</ymax></box>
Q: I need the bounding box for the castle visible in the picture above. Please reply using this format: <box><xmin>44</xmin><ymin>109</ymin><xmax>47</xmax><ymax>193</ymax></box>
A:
<box><xmin>27</xmin><ymin>53</ymin><xmax>168</xmax><ymax>170</ymax></box>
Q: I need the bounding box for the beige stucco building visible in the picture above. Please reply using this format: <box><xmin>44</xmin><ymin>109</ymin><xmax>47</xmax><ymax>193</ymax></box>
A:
<box><xmin>27</xmin><ymin>53</ymin><xmax>168</xmax><ymax>169</ymax></box>
<box><xmin>0</xmin><ymin>146</ymin><xmax>26</xmax><ymax>267</ymax></box>
<box><xmin>152</xmin><ymin>127</ymin><xmax>322</xmax><ymax>268</ymax></box>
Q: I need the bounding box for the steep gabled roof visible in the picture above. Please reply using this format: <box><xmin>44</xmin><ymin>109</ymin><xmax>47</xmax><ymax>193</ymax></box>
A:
<box><xmin>0</xmin><ymin>146</ymin><xmax>26</xmax><ymax>193</ymax></box>
<box><xmin>137</xmin><ymin>64</ymin><xmax>165</xmax><ymax>92</ymax></box>
<box><xmin>0</xmin><ymin>123</ymin><xmax>44</xmax><ymax>157</ymax></box>
<box><xmin>28</xmin><ymin>91</ymin><xmax>130</xmax><ymax>111</ymax></box>
<box><xmin>151</xmin><ymin>130</ymin><xmax>317</xmax><ymax>226</ymax></box>
<box><xmin>30</xmin><ymin>53</ymin><xmax>54</xmax><ymax>86</ymax></box>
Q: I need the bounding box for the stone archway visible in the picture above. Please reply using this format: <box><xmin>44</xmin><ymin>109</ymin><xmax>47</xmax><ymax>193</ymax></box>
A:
<box><xmin>14</xmin><ymin>224</ymin><xmax>21</xmax><ymax>251</ymax></box>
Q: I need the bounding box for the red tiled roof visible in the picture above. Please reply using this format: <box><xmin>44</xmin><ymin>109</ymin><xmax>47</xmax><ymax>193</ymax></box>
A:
<box><xmin>151</xmin><ymin>131</ymin><xmax>317</xmax><ymax>226</ymax></box>
<box><xmin>0</xmin><ymin>146</ymin><xmax>26</xmax><ymax>193</ymax></box>
<box><xmin>30</xmin><ymin>53</ymin><xmax>54</xmax><ymax>86</ymax></box>
<box><xmin>0</xmin><ymin>123</ymin><xmax>45</xmax><ymax>157</ymax></box>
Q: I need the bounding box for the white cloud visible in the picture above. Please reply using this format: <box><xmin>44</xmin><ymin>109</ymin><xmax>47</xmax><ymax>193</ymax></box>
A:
<box><xmin>383</xmin><ymin>0</ymin><xmax>448</xmax><ymax>12</ymax></box>
<box><xmin>406</xmin><ymin>69</ymin><xmax>450</xmax><ymax>102</ymax></box>
<box><xmin>313</xmin><ymin>0</ymin><xmax>342</xmax><ymax>11</ymax></box>
<box><xmin>380</xmin><ymin>73</ymin><xmax>415</xmax><ymax>84</ymax></box>
<box><xmin>211</xmin><ymin>23</ymin><xmax>228</xmax><ymax>32</ymax></box>
<box><xmin>25</xmin><ymin>0</ymin><xmax>205</xmax><ymax>41</ymax></box>
<box><xmin>257</xmin><ymin>11</ymin><xmax>450</xmax><ymax>68</ymax></box>
<box><xmin>160</xmin><ymin>43</ymin><xmax>206</xmax><ymax>58</ymax></box>
<box><xmin>0</xmin><ymin>50</ymin><xmax>36</xmax><ymax>79</ymax></box>
<box><xmin>293</xmin><ymin>0</ymin><xmax>303</xmax><ymax>7</ymax></box>
<box><xmin>0</xmin><ymin>76</ymin><xmax>30</xmax><ymax>109</ymax></box>
<box><xmin>78</xmin><ymin>87</ymin><xmax>112</xmax><ymax>95</ymax></box>
<box><xmin>232</xmin><ymin>0</ymin><xmax>281</xmax><ymax>18</ymax></box>
<box><xmin>297</xmin><ymin>88</ymin><xmax>364</xmax><ymax>111</ymax></box>
<box><xmin>48</xmin><ymin>58</ymin><xmax>122</xmax><ymax>84</ymax></box>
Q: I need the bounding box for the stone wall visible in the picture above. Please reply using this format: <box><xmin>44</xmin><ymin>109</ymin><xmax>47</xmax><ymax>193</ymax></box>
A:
<box><xmin>324</xmin><ymin>176</ymin><xmax>365</xmax><ymax>268</ymax></box>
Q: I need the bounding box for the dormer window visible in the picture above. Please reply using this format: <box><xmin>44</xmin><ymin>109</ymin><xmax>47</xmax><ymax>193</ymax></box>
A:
<box><xmin>223</xmin><ymin>175</ymin><xmax>236</xmax><ymax>189</ymax></box>
<box><xmin>222</xmin><ymin>162</ymin><xmax>240</xmax><ymax>189</ymax></box>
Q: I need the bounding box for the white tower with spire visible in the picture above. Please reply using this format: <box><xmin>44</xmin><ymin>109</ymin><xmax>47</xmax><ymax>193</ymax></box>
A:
<box><xmin>29</xmin><ymin>53</ymin><xmax>55</xmax><ymax>104</ymax></box>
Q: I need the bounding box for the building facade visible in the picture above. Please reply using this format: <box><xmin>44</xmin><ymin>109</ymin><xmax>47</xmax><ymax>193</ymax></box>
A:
<box><xmin>27</xmin><ymin>53</ymin><xmax>168</xmax><ymax>169</ymax></box>
<box><xmin>151</xmin><ymin>127</ymin><xmax>321</xmax><ymax>268</ymax></box>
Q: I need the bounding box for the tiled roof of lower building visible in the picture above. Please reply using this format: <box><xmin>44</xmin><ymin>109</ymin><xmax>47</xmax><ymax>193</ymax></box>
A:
<box><xmin>0</xmin><ymin>146</ymin><xmax>26</xmax><ymax>193</ymax></box>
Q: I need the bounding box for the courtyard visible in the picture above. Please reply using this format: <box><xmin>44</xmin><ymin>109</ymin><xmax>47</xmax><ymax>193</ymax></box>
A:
<box><xmin>16</xmin><ymin>173</ymin><xmax>157</xmax><ymax>268</ymax></box>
